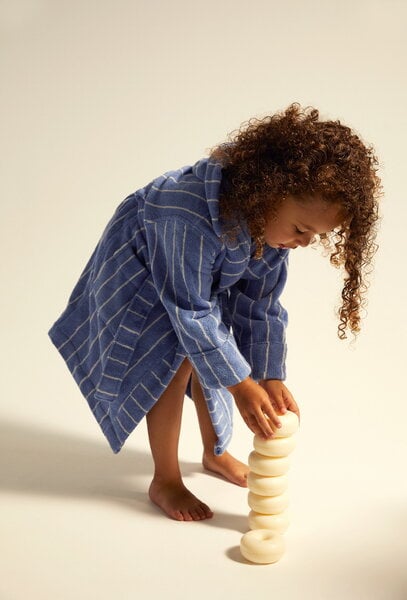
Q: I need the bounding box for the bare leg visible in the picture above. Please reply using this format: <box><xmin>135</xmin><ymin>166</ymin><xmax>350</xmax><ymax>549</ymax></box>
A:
<box><xmin>147</xmin><ymin>358</ymin><xmax>213</xmax><ymax>521</ymax></box>
<box><xmin>190</xmin><ymin>371</ymin><xmax>249</xmax><ymax>487</ymax></box>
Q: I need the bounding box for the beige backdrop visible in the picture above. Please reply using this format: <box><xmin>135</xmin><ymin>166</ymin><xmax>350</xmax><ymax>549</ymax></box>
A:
<box><xmin>1</xmin><ymin>1</ymin><xmax>406</xmax><ymax>599</ymax></box>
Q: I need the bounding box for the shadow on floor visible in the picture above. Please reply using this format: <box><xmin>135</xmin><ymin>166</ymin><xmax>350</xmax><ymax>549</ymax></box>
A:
<box><xmin>0</xmin><ymin>419</ymin><xmax>195</xmax><ymax>504</ymax></box>
<box><xmin>0</xmin><ymin>419</ymin><xmax>247</xmax><ymax>532</ymax></box>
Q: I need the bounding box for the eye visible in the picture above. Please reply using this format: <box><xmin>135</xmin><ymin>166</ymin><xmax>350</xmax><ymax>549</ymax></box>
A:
<box><xmin>294</xmin><ymin>226</ymin><xmax>305</xmax><ymax>234</ymax></box>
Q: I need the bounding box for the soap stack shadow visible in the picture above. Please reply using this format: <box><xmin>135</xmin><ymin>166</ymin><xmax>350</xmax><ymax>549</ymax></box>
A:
<box><xmin>239</xmin><ymin>411</ymin><xmax>299</xmax><ymax>564</ymax></box>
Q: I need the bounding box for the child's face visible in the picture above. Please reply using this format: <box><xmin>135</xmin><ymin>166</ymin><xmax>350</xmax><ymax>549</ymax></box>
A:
<box><xmin>264</xmin><ymin>194</ymin><xmax>344</xmax><ymax>249</ymax></box>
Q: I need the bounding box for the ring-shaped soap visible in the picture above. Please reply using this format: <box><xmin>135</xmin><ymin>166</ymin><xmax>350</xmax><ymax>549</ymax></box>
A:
<box><xmin>248</xmin><ymin>510</ymin><xmax>290</xmax><ymax>533</ymax></box>
<box><xmin>248</xmin><ymin>451</ymin><xmax>290</xmax><ymax>476</ymax></box>
<box><xmin>253</xmin><ymin>434</ymin><xmax>297</xmax><ymax>458</ymax></box>
<box><xmin>247</xmin><ymin>472</ymin><xmax>288</xmax><ymax>496</ymax></box>
<box><xmin>240</xmin><ymin>529</ymin><xmax>285</xmax><ymax>564</ymax></box>
<box><xmin>248</xmin><ymin>491</ymin><xmax>289</xmax><ymax>514</ymax></box>
<box><xmin>273</xmin><ymin>410</ymin><xmax>299</xmax><ymax>438</ymax></box>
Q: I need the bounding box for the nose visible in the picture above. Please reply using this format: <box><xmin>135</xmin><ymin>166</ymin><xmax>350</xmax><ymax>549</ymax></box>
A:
<box><xmin>297</xmin><ymin>233</ymin><xmax>314</xmax><ymax>247</ymax></box>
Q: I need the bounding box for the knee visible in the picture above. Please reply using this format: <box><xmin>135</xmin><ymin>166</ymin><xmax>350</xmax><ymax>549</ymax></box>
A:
<box><xmin>176</xmin><ymin>357</ymin><xmax>193</xmax><ymax>386</ymax></box>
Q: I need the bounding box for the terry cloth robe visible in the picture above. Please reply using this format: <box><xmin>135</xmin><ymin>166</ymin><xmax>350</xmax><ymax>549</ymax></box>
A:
<box><xmin>48</xmin><ymin>157</ymin><xmax>290</xmax><ymax>455</ymax></box>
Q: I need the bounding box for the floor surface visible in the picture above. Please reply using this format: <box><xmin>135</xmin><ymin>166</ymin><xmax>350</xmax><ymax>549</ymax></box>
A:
<box><xmin>1</xmin><ymin>400</ymin><xmax>406</xmax><ymax>600</ymax></box>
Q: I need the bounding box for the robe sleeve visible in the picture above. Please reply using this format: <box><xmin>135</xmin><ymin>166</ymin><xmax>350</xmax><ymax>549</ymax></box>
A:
<box><xmin>144</xmin><ymin>217</ymin><xmax>251</xmax><ymax>389</ymax></box>
<box><xmin>228</xmin><ymin>249</ymin><xmax>289</xmax><ymax>381</ymax></box>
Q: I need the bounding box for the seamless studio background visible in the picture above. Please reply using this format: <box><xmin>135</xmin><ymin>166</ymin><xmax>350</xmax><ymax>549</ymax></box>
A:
<box><xmin>1</xmin><ymin>1</ymin><xmax>406</xmax><ymax>599</ymax></box>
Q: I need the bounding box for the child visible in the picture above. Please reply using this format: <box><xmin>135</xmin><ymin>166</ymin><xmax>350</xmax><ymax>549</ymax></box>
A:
<box><xmin>48</xmin><ymin>103</ymin><xmax>381</xmax><ymax>521</ymax></box>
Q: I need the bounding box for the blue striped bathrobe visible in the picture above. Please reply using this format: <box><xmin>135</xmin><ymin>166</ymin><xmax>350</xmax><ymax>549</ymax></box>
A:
<box><xmin>48</xmin><ymin>157</ymin><xmax>289</xmax><ymax>455</ymax></box>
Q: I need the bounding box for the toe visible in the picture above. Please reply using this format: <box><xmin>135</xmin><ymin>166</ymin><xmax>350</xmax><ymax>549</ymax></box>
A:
<box><xmin>191</xmin><ymin>507</ymin><xmax>203</xmax><ymax>521</ymax></box>
<box><xmin>193</xmin><ymin>506</ymin><xmax>206</xmax><ymax>520</ymax></box>
<box><xmin>201</xmin><ymin>503</ymin><xmax>213</xmax><ymax>519</ymax></box>
<box><xmin>238</xmin><ymin>475</ymin><xmax>248</xmax><ymax>487</ymax></box>
<box><xmin>171</xmin><ymin>510</ymin><xmax>184</xmax><ymax>521</ymax></box>
<box><xmin>181</xmin><ymin>510</ymin><xmax>193</xmax><ymax>522</ymax></box>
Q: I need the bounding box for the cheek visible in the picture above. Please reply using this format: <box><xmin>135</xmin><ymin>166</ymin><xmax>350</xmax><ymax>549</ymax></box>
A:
<box><xmin>278</xmin><ymin>225</ymin><xmax>294</xmax><ymax>242</ymax></box>
<box><xmin>265</xmin><ymin>223</ymin><xmax>280</xmax><ymax>243</ymax></box>
<box><xmin>265</xmin><ymin>228</ymin><xmax>290</xmax><ymax>247</ymax></box>
<box><xmin>264</xmin><ymin>217</ymin><xmax>293</xmax><ymax>244</ymax></box>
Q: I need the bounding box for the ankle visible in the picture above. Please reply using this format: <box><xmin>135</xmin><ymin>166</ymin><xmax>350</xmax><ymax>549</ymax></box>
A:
<box><xmin>203</xmin><ymin>449</ymin><xmax>223</xmax><ymax>463</ymax></box>
<box><xmin>151</xmin><ymin>472</ymin><xmax>183</xmax><ymax>486</ymax></box>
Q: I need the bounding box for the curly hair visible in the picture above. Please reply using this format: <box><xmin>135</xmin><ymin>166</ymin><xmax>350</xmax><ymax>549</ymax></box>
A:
<box><xmin>208</xmin><ymin>103</ymin><xmax>382</xmax><ymax>340</ymax></box>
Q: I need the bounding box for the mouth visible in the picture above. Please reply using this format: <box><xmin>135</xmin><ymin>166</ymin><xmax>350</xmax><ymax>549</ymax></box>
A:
<box><xmin>279</xmin><ymin>244</ymin><xmax>297</xmax><ymax>250</ymax></box>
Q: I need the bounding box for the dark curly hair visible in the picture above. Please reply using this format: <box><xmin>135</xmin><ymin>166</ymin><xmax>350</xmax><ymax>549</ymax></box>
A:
<box><xmin>208</xmin><ymin>103</ymin><xmax>382</xmax><ymax>340</ymax></box>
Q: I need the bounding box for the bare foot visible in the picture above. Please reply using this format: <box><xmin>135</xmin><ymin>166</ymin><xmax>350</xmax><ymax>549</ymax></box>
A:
<box><xmin>203</xmin><ymin>451</ymin><xmax>249</xmax><ymax>487</ymax></box>
<box><xmin>149</xmin><ymin>478</ymin><xmax>214</xmax><ymax>521</ymax></box>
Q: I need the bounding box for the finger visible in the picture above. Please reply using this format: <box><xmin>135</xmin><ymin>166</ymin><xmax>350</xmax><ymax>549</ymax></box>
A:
<box><xmin>242</xmin><ymin>415</ymin><xmax>259</xmax><ymax>433</ymax></box>
<box><xmin>277</xmin><ymin>399</ymin><xmax>287</xmax><ymax>414</ymax></box>
<box><xmin>284</xmin><ymin>397</ymin><xmax>300</xmax><ymax>421</ymax></box>
<box><xmin>247</xmin><ymin>412</ymin><xmax>273</xmax><ymax>439</ymax></box>
<box><xmin>262</xmin><ymin>408</ymin><xmax>282</xmax><ymax>432</ymax></box>
<box><xmin>256</xmin><ymin>412</ymin><xmax>274</xmax><ymax>439</ymax></box>
<box><xmin>291</xmin><ymin>405</ymin><xmax>301</xmax><ymax>422</ymax></box>
<box><xmin>243</xmin><ymin>414</ymin><xmax>263</xmax><ymax>438</ymax></box>
<box><xmin>269</xmin><ymin>395</ymin><xmax>286</xmax><ymax>415</ymax></box>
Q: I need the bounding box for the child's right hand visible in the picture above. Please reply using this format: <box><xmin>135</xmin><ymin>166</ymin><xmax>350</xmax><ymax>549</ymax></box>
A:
<box><xmin>227</xmin><ymin>376</ymin><xmax>282</xmax><ymax>439</ymax></box>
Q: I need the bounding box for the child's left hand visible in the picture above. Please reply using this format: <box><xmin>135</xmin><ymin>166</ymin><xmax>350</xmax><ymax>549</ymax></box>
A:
<box><xmin>258</xmin><ymin>379</ymin><xmax>300</xmax><ymax>423</ymax></box>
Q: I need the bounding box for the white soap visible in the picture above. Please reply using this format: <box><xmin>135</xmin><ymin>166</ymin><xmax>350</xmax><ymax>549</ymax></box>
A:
<box><xmin>253</xmin><ymin>434</ymin><xmax>297</xmax><ymax>458</ymax></box>
<box><xmin>248</xmin><ymin>451</ymin><xmax>290</xmax><ymax>476</ymax></box>
<box><xmin>273</xmin><ymin>410</ymin><xmax>299</xmax><ymax>438</ymax></box>
<box><xmin>247</xmin><ymin>472</ymin><xmax>288</xmax><ymax>496</ymax></box>
<box><xmin>240</xmin><ymin>529</ymin><xmax>285</xmax><ymax>564</ymax></box>
<box><xmin>248</xmin><ymin>491</ymin><xmax>289</xmax><ymax>514</ymax></box>
<box><xmin>248</xmin><ymin>510</ymin><xmax>290</xmax><ymax>533</ymax></box>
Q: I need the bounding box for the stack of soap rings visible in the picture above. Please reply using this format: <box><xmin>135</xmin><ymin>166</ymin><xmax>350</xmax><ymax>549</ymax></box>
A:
<box><xmin>240</xmin><ymin>410</ymin><xmax>299</xmax><ymax>564</ymax></box>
